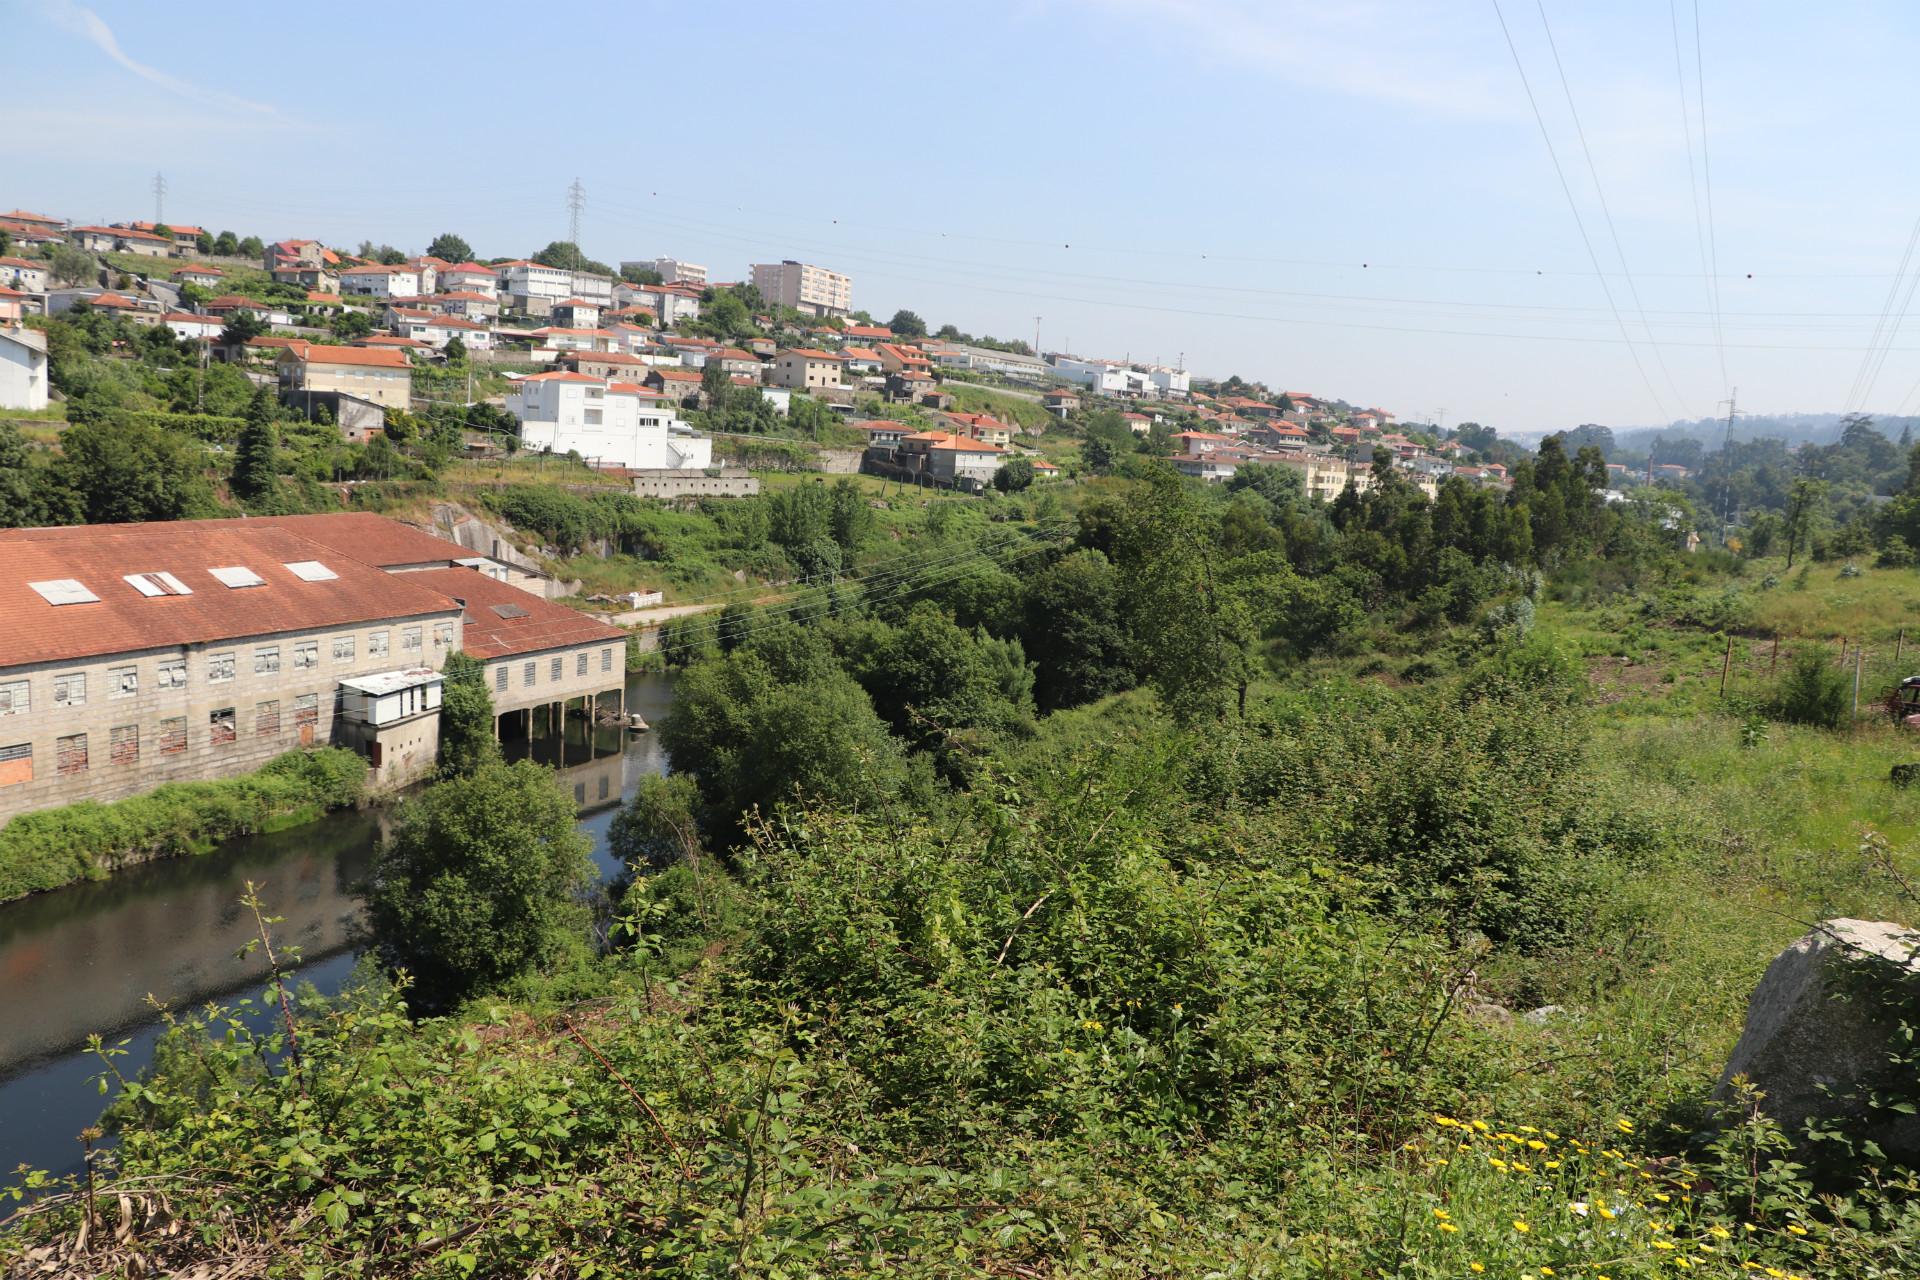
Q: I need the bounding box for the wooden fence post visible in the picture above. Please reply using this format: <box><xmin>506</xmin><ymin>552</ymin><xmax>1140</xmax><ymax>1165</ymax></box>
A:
<box><xmin>1720</xmin><ymin>635</ymin><xmax>1734</xmax><ymax>697</ymax></box>
<box><xmin>1769</xmin><ymin>633</ymin><xmax>1780</xmax><ymax>675</ymax></box>
<box><xmin>1898</xmin><ymin>628</ymin><xmax>1906</xmax><ymax>667</ymax></box>
<box><xmin>1854</xmin><ymin>647</ymin><xmax>1865</xmax><ymax>723</ymax></box>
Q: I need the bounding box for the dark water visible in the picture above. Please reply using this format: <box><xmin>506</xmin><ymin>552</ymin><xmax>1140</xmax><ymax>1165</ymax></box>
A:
<box><xmin>0</xmin><ymin>673</ymin><xmax>674</xmax><ymax>1178</ymax></box>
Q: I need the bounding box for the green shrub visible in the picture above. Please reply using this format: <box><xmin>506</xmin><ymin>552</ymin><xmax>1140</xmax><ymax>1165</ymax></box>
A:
<box><xmin>0</xmin><ymin>748</ymin><xmax>367</xmax><ymax>902</ymax></box>
<box><xmin>1774</xmin><ymin>648</ymin><xmax>1851</xmax><ymax>729</ymax></box>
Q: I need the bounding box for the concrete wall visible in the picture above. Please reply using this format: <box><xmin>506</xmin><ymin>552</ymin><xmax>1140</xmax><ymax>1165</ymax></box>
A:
<box><xmin>0</xmin><ymin>609</ymin><xmax>461</xmax><ymax>823</ymax></box>
<box><xmin>482</xmin><ymin>638</ymin><xmax>624</xmax><ymax>719</ymax></box>
<box><xmin>630</xmin><ymin>468</ymin><xmax>761</xmax><ymax>499</ymax></box>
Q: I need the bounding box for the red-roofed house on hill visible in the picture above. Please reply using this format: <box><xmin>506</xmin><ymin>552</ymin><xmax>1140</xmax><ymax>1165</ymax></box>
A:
<box><xmin>1</xmin><ymin>211</ymin><xmax>65</xmax><ymax>236</ymax></box>
<box><xmin>266</xmin><ymin>239</ymin><xmax>340</xmax><ymax>272</ymax></box>
<box><xmin>889</xmin><ymin>430</ymin><xmax>1007</xmax><ymax>492</ymax></box>
<box><xmin>170</xmin><ymin>264</ymin><xmax>224</xmax><ymax>287</ymax></box>
<box><xmin>278</xmin><ymin>341</ymin><xmax>412</xmax><ymax>415</ymax></box>
<box><xmin>68</xmin><ymin>224</ymin><xmax>172</xmax><ymax>258</ymax></box>
<box><xmin>769</xmin><ymin>349</ymin><xmax>846</xmax><ymax>390</ymax></box>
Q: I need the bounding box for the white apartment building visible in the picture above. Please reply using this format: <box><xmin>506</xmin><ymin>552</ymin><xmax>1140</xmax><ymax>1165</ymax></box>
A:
<box><xmin>385</xmin><ymin>308</ymin><xmax>493</xmax><ymax>350</ymax></box>
<box><xmin>496</xmin><ymin>260</ymin><xmax>573</xmax><ymax>316</ymax></box>
<box><xmin>1048</xmin><ymin>356</ymin><xmax>1139</xmax><ymax>396</ymax></box>
<box><xmin>338</xmin><ymin>265</ymin><xmax>423</xmax><ymax>299</ymax></box>
<box><xmin>613</xmin><ymin>281</ymin><xmax>703</xmax><ymax>325</ymax></box>
<box><xmin>1143</xmin><ymin>363</ymin><xmax>1191</xmax><ymax>398</ymax></box>
<box><xmin>750</xmin><ymin>260</ymin><xmax>852</xmax><ymax>318</ymax></box>
<box><xmin>642</xmin><ymin>258</ymin><xmax>707</xmax><ymax>287</ymax></box>
<box><xmin>569</xmin><ymin>271</ymin><xmax>615</xmax><ymax>307</ymax></box>
<box><xmin>0</xmin><ymin>327</ymin><xmax>49</xmax><ymax>411</ymax></box>
<box><xmin>506</xmin><ymin>371</ymin><xmax>714</xmax><ymax>470</ymax></box>
<box><xmin>437</xmin><ymin>264</ymin><xmax>498</xmax><ymax>297</ymax></box>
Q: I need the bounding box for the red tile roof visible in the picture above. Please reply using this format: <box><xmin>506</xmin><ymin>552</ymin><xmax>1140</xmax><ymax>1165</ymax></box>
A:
<box><xmin>405</xmin><ymin>567</ymin><xmax>624</xmax><ymax>660</ymax></box>
<box><xmin>70</xmin><ymin>224</ymin><xmax>168</xmax><ymax>243</ymax></box>
<box><xmin>354</xmin><ymin>336</ymin><xmax>430</xmax><ymax>350</ymax></box>
<box><xmin>342</xmin><ymin>263</ymin><xmax>417</xmax><ymax>276</ymax></box>
<box><xmin>840</xmin><ymin>324</ymin><xmax>893</xmax><ymax>339</ymax></box>
<box><xmin>518</xmin><ymin>370</ymin><xmax>601</xmax><ymax>383</ymax></box>
<box><xmin>171</xmin><ymin>265</ymin><xmax>223</xmax><ymax>277</ymax></box>
<box><xmin>782</xmin><ymin>348</ymin><xmax>845</xmax><ymax>361</ymax></box>
<box><xmin>0</xmin><ymin>522</ymin><xmax>461</xmax><ymax>669</ymax></box>
<box><xmin>650</xmin><ymin>368</ymin><xmax>702</xmax><ymax>381</ymax></box>
<box><xmin>286</xmin><ymin>342</ymin><xmax>411</xmax><ymax>367</ymax></box>
<box><xmin>0</xmin><ymin>256</ymin><xmax>42</xmax><ymax>270</ymax></box>
<box><xmin>241</xmin><ymin>513</ymin><xmax>479</xmax><ymax>570</ymax></box>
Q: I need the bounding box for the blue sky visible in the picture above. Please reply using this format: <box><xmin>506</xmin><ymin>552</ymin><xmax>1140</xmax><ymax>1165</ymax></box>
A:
<box><xmin>10</xmin><ymin>0</ymin><xmax>1920</xmax><ymax>434</ymax></box>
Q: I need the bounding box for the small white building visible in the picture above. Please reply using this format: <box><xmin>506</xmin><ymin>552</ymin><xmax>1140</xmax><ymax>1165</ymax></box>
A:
<box><xmin>506</xmin><ymin>371</ymin><xmax>714</xmax><ymax>471</ymax></box>
<box><xmin>496</xmin><ymin>260</ymin><xmax>573</xmax><ymax>315</ymax></box>
<box><xmin>386</xmin><ymin>307</ymin><xmax>493</xmax><ymax>350</ymax></box>
<box><xmin>339</xmin><ymin>265</ymin><xmax>422</xmax><ymax>299</ymax></box>
<box><xmin>162</xmin><ymin>312</ymin><xmax>224</xmax><ymax>343</ymax></box>
<box><xmin>0</xmin><ymin>327</ymin><xmax>50</xmax><ymax>411</ymax></box>
<box><xmin>0</xmin><ymin>257</ymin><xmax>50</xmax><ymax>293</ymax></box>
<box><xmin>436</xmin><ymin>264</ymin><xmax>497</xmax><ymax>297</ymax></box>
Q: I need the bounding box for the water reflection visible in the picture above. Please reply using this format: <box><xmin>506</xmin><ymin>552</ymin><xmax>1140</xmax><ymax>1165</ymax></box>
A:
<box><xmin>0</xmin><ymin>672</ymin><xmax>674</xmax><ymax>1176</ymax></box>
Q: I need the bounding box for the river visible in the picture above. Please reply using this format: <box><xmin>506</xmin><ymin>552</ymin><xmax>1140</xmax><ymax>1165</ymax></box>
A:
<box><xmin>0</xmin><ymin>672</ymin><xmax>675</xmax><ymax>1179</ymax></box>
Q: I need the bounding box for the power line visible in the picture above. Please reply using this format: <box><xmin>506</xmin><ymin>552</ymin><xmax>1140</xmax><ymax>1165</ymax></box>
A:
<box><xmin>1843</xmin><ymin>212</ymin><xmax>1920</xmax><ymax>413</ymax></box>
<box><xmin>1671</xmin><ymin>0</ymin><xmax>1726</xmax><ymax>394</ymax></box>
<box><xmin>1531</xmin><ymin>0</ymin><xmax>1690</xmax><ymax>418</ymax></box>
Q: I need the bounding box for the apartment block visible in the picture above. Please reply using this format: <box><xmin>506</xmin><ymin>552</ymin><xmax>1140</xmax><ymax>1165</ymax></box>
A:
<box><xmin>750</xmin><ymin>260</ymin><xmax>852</xmax><ymax>319</ymax></box>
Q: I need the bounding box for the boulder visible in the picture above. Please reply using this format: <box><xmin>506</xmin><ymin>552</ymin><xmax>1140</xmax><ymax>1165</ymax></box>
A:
<box><xmin>1716</xmin><ymin>919</ymin><xmax>1920</xmax><ymax>1147</ymax></box>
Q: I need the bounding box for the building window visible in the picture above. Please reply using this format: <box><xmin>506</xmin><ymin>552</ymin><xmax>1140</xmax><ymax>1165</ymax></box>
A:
<box><xmin>56</xmin><ymin>733</ymin><xmax>88</xmax><ymax>776</ymax></box>
<box><xmin>110</xmin><ymin>724</ymin><xmax>138</xmax><ymax>765</ymax></box>
<box><xmin>494</xmin><ymin>665</ymin><xmax>507</xmax><ymax>692</ymax></box>
<box><xmin>157</xmin><ymin>659</ymin><xmax>187</xmax><ymax>690</ymax></box>
<box><xmin>332</xmin><ymin>635</ymin><xmax>355</xmax><ymax>662</ymax></box>
<box><xmin>523</xmin><ymin>661</ymin><xmax>536</xmax><ymax>687</ymax></box>
<box><xmin>402</xmin><ymin>626</ymin><xmax>423</xmax><ymax>654</ymax></box>
<box><xmin>550</xmin><ymin>656</ymin><xmax>563</xmax><ymax>681</ymax></box>
<box><xmin>0</xmin><ymin>742</ymin><xmax>31</xmax><ymax>786</ymax></box>
<box><xmin>602</xmin><ymin>647</ymin><xmax>614</xmax><ymax>673</ymax></box>
<box><xmin>158</xmin><ymin>717</ymin><xmax>187</xmax><ymax>755</ymax></box>
<box><xmin>0</xmin><ymin>679</ymin><xmax>28</xmax><ymax>716</ymax></box>
<box><xmin>432</xmin><ymin>622</ymin><xmax>453</xmax><ymax>649</ymax></box>
<box><xmin>209</xmin><ymin>708</ymin><xmax>236</xmax><ymax>746</ymax></box>
<box><xmin>255</xmin><ymin>646</ymin><xmax>280</xmax><ymax>675</ymax></box>
<box><xmin>52</xmin><ymin>672</ymin><xmax>86</xmax><ymax>708</ymax></box>
<box><xmin>293</xmin><ymin>694</ymin><xmax>319</xmax><ymax>729</ymax></box>
<box><xmin>576</xmin><ymin>652</ymin><xmax>588</xmax><ymax>677</ymax></box>
<box><xmin>255</xmin><ymin>700</ymin><xmax>281</xmax><ymax>736</ymax></box>
<box><xmin>110</xmin><ymin>665</ymin><xmax>138</xmax><ymax>697</ymax></box>
<box><xmin>293</xmin><ymin>642</ymin><xmax>319</xmax><ymax>670</ymax></box>
<box><xmin>368</xmin><ymin>630</ymin><xmax>389</xmax><ymax>658</ymax></box>
<box><xmin>208</xmin><ymin>651</ymin><xmax>236</xmax><ymax>683</ymax></box>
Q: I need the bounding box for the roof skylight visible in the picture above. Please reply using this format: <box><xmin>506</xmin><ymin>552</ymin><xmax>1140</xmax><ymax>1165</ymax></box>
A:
<box><xmin>208</xmin><ymin>565</ymin><xmax>266</xmax><ymax>589</ymax></box>
<box><xmin>29</xmin><ymin>579</ymin><xmax>100</xmax><ymax>605</ymax></box>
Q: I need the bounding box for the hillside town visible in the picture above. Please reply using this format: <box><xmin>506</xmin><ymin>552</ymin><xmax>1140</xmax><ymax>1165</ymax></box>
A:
<box><xmin>0</xmin><ymin>206</ymin><xmax>1610</xmax><ymax>502</ymax></box>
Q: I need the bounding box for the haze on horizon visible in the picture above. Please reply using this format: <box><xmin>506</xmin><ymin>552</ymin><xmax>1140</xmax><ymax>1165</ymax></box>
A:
<box><xmin>10</xmin><ymin>0</ymin><xmax>1920</xmax><ymax>435</ymax></box>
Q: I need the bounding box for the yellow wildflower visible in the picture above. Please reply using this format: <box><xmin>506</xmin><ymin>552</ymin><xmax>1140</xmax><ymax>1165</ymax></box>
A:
<box><xmin>1471</xmin><ymin>1120</ymin><xmax>1491</xmax><ymax>1132</ymax></box>
<box><xmin>1617</xmin><ymin>1119</ymin><xmax>1635</xmax><ymax>1133</ymax></box>
<box><xmin>1513</xmin><ymin>1220</ymin><xmax>1530</xmax><ymax>1233</ymax></box>
<box><xmin>1544</xmin><ymin>1160</ymin><xmax>1562</xmax><ymax>1169</ymax></box>
<box><xmin>1439</xmin><ymin>1222</ymin><xmax>1459</xmax><ymax>1233</ymax></box>
<box><xmin>1527</xmin><ymin>1139</ymin><xmax>1548</xmax><ymax>1151</ymax></box>
<box><xmin>1653</xmin><ymin>1193</ymin><xmax>1671</xmax><ymax>1203</ymax></box>
<box><xmin>1435</xmin><ymin>1115</ymin><xmax>1459</xmax><ymax>1128</ymax></box>
<box><xmin>1519</xmin><ymin>1125</ymin><xmax>1540</xmax><ymax>1133</ymax></box>
<box><xmin>1470</xmin><ymin>1265</ymin><xmax>1485</xmax><ymax>1274</ymax></box>
<box><xmin>1785</xmin><ymin>1224</ymin><xmax>1807</xmax><ymax>1236</ymax></box>
<box><xmin>1709</xmin><ymin>1227</ymin><xmax>1731</xmax><ymax>1240</ymax></box>
<box><xmin>1651</xmin><ymin>1240</ymin><xmax>1676</xmax><ymax>1250</ymax></box>
<box><xmin>1433</xmin><ymin>1208</ymin><xmax>1450</xmax><ymax>1220</ymax></box>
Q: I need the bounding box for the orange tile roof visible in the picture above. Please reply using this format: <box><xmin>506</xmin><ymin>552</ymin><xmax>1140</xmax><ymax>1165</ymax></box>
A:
<box><xmin>782</xmin><ymin>348</ymin><xmax>845</xmax><ymax>360</ymax></box>
<box><xmin>405</xmin><ymin>567</ymin><xmax>624</xmax><ymax>660</ymax></box>
<box><xmin>241</xmin><ymin>513</ymin><xmax>479</xmax><ymax>569</ymax></box>
<box><xmin>170</xmin><ymin>265</ymin><xmax>223</xmax><ymax>276</ymax></box>
<box><xmin>0</xmin><ymin>521</ymin><xmax>461</xmax><ymax>669</ymax></box>
<box><xmin>288</xmin><ymin>342</ymin><xmax>411</xmax><ymax>367</ymax></box>
<box><xmin>840</xmin><ymin>324</ymin><xmax>893</xmax><ymax>339</ymax></box>
<box><xmin>651</xmin><ymin>368</ymin><xmax>702</xmax><ymax>381</ymax></box>
<box><xmin>518</xmin><ymin>370</ymin><xmax>601</xmax><ymax>383</ymax></box>
<box><xmin>0</xmin><ymin>256</ymin><xmax>42</xmax><ymax>270</ymax></box>
<box><xmin>341</xmin><ymin>263</ymin><xmax>417</xmax><ymax>275</ymax></box>
<box><xmin>355</xmin><ymin>336</ymin><xmax>429</xmax><ymax>350</ymax></box>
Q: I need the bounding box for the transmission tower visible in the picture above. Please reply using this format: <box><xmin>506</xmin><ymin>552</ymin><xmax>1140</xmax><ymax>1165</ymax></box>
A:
<box><xmin>566</xmin><ymin>178</ymin><xmax>585</xmax><ymax>267</ymax></box>
<box><xmin>152</xmin><ymin>171</ymin><xmax>167</xmax><ymax>226</ymax></box>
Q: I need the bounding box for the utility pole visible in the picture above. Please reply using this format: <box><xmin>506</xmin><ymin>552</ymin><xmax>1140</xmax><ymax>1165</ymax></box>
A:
<box><xmin>152</xmin><ymin>171</ymin><xmax>166</xmax><ymax>226</ymax></box>
<box><xmin>1718</xmin><ymin>387</ymin><xmax>1739</xmax><ymax>530</ymax></box>
<box><xmin>1033</xmin><ymin>315</ymin><xmax>1041</xmax><ymax>354</ymax></box>
<box><xmin>566</xmin><ymin>178</ymin><xmax>586</xmax><ymax>267</ymax></box>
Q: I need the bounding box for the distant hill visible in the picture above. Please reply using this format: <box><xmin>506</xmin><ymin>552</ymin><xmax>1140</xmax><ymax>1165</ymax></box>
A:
<box><xmin>1515</xmin><ymin>412</ymin><xmax>1920</xmax><ymax>453</ymax></box>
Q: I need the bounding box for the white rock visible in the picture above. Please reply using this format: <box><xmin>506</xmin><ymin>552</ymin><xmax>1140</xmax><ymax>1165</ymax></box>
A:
<box><xmin>1716</xmin><ymin>919</ymin><xmax>1920</xmax><ymax>1144</ymax></box>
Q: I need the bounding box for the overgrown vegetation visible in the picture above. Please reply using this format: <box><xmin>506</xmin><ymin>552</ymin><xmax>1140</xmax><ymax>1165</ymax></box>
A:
<box><xmin>0</xmin><ymin>749</ymin><xmax>366</xmax><ymax>903</ymax></box>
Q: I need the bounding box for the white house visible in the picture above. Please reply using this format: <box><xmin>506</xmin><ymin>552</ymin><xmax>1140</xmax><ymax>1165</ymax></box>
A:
<box><xmin>162</xmin><ymin>312</ymin><xmax>224</xmax><ymax>342</ymax></box>
<box><xmin>613</xmin><ymin>281</ymin><xmax>702</xmax><ymax>325</ymax></box>
<box><xmin>568</xmin><ymin>271</ymin><xmax>615</xmax><ymax>307</ymax></box>
<box><xmin>496</xmin><ymin>261</ymin><xmax>573</xmax><ymax>315</ymax></box>
<box><xmin>0</xmin><ymin>327</ymin><xmax>50</xmax><ymax>411</ymax></box>
<box><xmin>386</xmin><ymin>307</ymin><xmax>493</xmax><ymax>350</ymax></box>
<box><xmin>436</xmin><ymin>264</ymin><xmax>497</xmax><ymax>297</ymax></box>
<box><xmin>339</xmin><ymin>265</ymin><xmax>422</xmax><ymax>299</ymax></box>
<box><xmin>0</xmin><ymin>257</ymin><xmax>50</xmax><ymax>293</ymax></box>
<box><xmin>506</xmin><ymin>371</ymin><xmax>714</xmax><ymax>470</ymax></box>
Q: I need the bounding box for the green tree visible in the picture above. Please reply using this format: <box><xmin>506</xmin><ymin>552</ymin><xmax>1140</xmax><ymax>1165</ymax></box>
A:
<box><xmin>1784</xmin><ymin>477</ymin><xmax>1827</xmax><ymax>568</ymax></box>
<box><xmin>329</xmin><ymin>309</ymin><xmax>373</xmax><ymax>340</ymax></box>
<box><xmin>230</xmin><ymin>387</ymin><xmax>281</xmax><ymax>507</ymax></box>
<box><xmin>365</xmin><ymin>759</ymin><xmax>593</xmax><ymax>1012</ymax></box>
<box><xmin>1020</xmin><ymin>548</ymin><xmax>1134</xmax><ymax>709</ymax></box>
<box><xmin>701</xmin><ymin>290</ymin><xmax>752</xmax><ymax>339</ymax></box>
<box><xmin>993</xmin><ymin>457</ymin><xmax>1035</xmax><ymax>493</ymax></box>
<box><xmin>888</xmin><ymin>309</ymin><xmax>927</xmax><ymax>337</ymax></box>
<box><xmin>194</xmin><ymin>230</ymin><xmax>214</xmax><ymax>255</ymax></box>
<box><xmin>237</xmin><ymin>235</ymin><xmax>265</xmax><ymax>259</ymax></box>
<box><xmin>0</xmin><ymin>228</ymin><xmax>12</xmax><ymax>257</ymax></box>
<box><xmin>443</xmin><ymin>335</ymin><xmax>466</xmax><ymax>363</ymax></box>
<box><xmin>213</xmin><ymin>230</ymin><xmax>240</xmax><ymax>256</ymax></box>
<box><xmin>219</xmin><ymin>308</ymin><xmax>267</xmax><ymax>348</ymax></box>
<box><xmin>700</xmin><ymin>359</ymin><xmax>732</xmax><ymax>412</ymax></box>
<box><xmin>425</xmin><ymin>232</ymin><xmax>473</xmax><ymax>263</ymax></box>
<box><xmin>1115</xmin><ymin>465</ymin><xmax>1263</xmax><ymax>722</ymax></box>
<box><xmin>1774</xmin><ymin>648</ymin><xmax>1850</xmax><ymax>729</ymax></box>
<box><xmin>437</xmin><ymin>651</ymin><xmax>500</xmax><ymax>778</ymax></box>
<box><xmin>0</xmin><ymin>422</ymin><xmax>57</xmax><ymax>527</ymax></box>
<box><xmin>47</xmin><ymin>245</ymin><xmax>97</xmax><ymax>286</ymax></box>
<box><xmin>607</xmin><ymin>773</ymin><xmax>703</xmax><ymax>870</ymax></box>
<box><xmin>54</xmin><ymin>419</ymin><xmax>220</xmax><ymax>523</ymax></box>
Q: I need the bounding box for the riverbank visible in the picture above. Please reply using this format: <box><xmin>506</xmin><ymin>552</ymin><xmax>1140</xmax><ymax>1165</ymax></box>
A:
<box><xmin>0</xmin><ymin>748</ymin><xmax>368</xmax><ymax>905</ymax></box>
